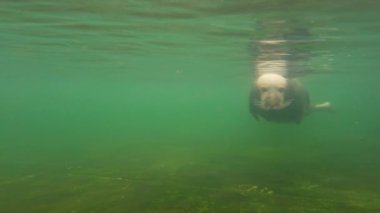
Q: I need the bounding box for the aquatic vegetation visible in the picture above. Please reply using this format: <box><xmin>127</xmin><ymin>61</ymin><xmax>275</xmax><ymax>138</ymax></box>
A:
<box><xmin>234</xmin><ymin>184</ymin><xmax>274</xmax><ymax>196</ymax></box>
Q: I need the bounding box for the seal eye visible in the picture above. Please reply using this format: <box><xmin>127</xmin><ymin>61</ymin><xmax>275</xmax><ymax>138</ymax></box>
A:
<box><xmin>260</xmin><ymin>87</ymin><xmax>268</xmax><ymax>93</ymax></box>
<box><xmin>278</xmin><ymin>88</ymin><xmax>285</xmax><ymax>93</ymax></box>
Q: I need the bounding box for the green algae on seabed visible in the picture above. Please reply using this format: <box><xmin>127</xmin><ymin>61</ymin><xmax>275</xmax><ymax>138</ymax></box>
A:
<box><xmin>1</xmin><ymin>140</ymin><xmax>380</xmax><ymax>212</ymax></box>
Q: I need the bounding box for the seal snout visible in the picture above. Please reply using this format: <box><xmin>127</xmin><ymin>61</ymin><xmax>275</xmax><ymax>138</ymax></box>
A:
<box><xmin>255</xmin><ymin>73</ymin><xmax>288</xmax><ymax>110</ymax></box>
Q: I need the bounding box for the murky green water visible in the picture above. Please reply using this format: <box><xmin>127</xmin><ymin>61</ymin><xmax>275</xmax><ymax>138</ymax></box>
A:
<box><xmin>1</xmin><ymin>0</ymin><xmax>380</xmax><ymax>212</ymax></box>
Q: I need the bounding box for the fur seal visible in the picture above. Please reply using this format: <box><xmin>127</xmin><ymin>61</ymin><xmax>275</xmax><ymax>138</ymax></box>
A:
<box><xmin>249</xmin><ymin>73</ymin><xmax>331</xmax><ymax>123</ymax></box>
<box><xmin>250</xmin><ymin>73</ymin><xmax>311</xmax><ymax>123</ymax></box>
<box><xmin>249</xmin><ymin>26</ymin><xmax>331</xmax><ymax>123</ymax></box>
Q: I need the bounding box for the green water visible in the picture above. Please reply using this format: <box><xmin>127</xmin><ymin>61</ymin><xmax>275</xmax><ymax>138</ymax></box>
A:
<box><xmin>1</xmin><ymin>0</ymin><xmax>380</xmax><ymax>212</ymax></box>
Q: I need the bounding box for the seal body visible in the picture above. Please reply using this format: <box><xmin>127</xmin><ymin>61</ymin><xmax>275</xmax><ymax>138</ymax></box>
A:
<box><xmin>249</xmin><ymin>21</ymin><xmax>313</xmax><ymax>123</ymax></box>
<box><xmin>249</xmin><ymin>21</ymin><xmax>331</xmax><ymax>123</ymax></box>
<box><xmin>249</xmin><ymin>77</ymin><xmax>310</xmax><ymax>123</ymax></box>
